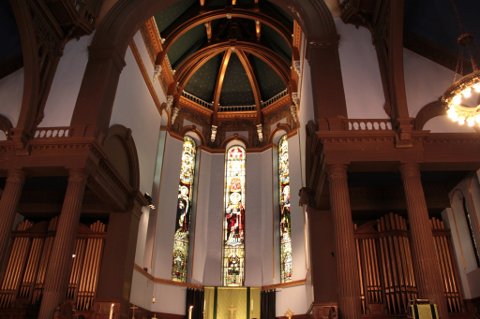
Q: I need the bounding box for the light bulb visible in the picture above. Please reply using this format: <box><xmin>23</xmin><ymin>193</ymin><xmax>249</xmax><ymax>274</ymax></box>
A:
<box><xmin>452</xmin><ymin>94</ymin><xmax>462</xmax><ymax>105</ymax></box>
<box><xmin>448</xmin><ymin>108</ymin><xmax>459</xmax><ymax>120</ymax></box>
<box><xmin>458</xmin><ymin>117</ymin><xmax>466</xmax><ymax>125</ymax></box>
<box><xmin>462</xmin><ymin>87</ymin><xmax>472</xmax><ymax>98</ymax></box>
<box><xmin>467</xmin><ymin>117</ymin><xmax>475</xmax><ymax>127</ymax></box>
<box><xmin>474</xmin><ymin>82</ymin><xmax>480</xmax><ymax>93</ymax></box>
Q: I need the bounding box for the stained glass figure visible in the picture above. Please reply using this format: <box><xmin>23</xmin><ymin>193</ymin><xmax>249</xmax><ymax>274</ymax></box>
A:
<box><xmin>278</xmin><ymin>135</ymin><xmax>292</xmax><ymax>282</ymax></box>
<box><xmin>223</xmin><ymin>145</ymin><xmax>246</xmax><ymax>286</ymax></box>
<box><xmin>171</xmin><ymin>136</ymin><xmax>197</xmax><ymax>282</ymax></box>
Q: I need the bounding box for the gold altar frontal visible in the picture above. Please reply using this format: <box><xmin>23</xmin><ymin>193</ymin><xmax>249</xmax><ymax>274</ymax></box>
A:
<box><xmin>204</xmin><ymin>287</ymin><xmax>261</xmax><ymax>319</ymax></box>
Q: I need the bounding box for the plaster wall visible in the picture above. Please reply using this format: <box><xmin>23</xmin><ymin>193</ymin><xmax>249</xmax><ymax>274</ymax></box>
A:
<box><xmin>276</xmin><ymin>284</ymin><xmax>312</xmax><ymax>316</ymax></box>
<box><xmin>130</xmin><ymin>268</ymin><xmax>154</xmax><ymax>310</ymax></box>
<box><xmin>404</xmin><ymin>47</ymin><xmax>479</xmax><ymax>132</ymax></box>
<box><xmin>41</xmin><ymin>35</ymin><xmax>92</xmax><ymax>126</ymax></box>
<box><xmin>336</xmin><ymin>19</ymin><xmax>386</xmax><ymax>119</ymax></box>
<box><xmin>298</xmin><ymin>59</ymin><xmax>314</xmax><ymax>186</ymax></box>
<box><xmin>152</xmin><ymin>135</ymin><xmax>183</xmax><ymax>279</ymax></box>
<box><xmin>150</xmin><ymin>283</ymin><xmax>187</xmax><ymax>315</ymax></box>
<box><xmin>109</xmin><ymin>35</ymin><xmax>162</xmax><ymax>194</ymax></box>
<box><xmin>191</xmin><ymin>148</ymin><xmax>211</xmax><ymax>284</ymax></box>
<box><xmin>0</xmin><ymin>67</ymin><xmax>23</xmax><ymax>126</ymax></box>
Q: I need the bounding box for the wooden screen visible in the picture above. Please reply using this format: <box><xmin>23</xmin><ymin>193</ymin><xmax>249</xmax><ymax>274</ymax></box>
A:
<box><xmin>0</xmin><ymin>218</ymin><xmax>105</xmax><ymax>311</ymax></box>
<box><xmin>355</xmin><ymin>213</ymin><xmax>464</xmax><ymax>316</ymax></box>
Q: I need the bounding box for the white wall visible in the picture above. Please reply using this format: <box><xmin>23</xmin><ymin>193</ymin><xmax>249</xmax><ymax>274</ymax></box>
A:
<box><xmin>245</xmin><ymin>151</ymin><xmax>271</xmax><ymax>285</ymax></box>
<box><xmin>336</xmin><ymin>18</ymin><xmax>386</xmax><ymax>119</ymax></box>
<box><xmin>404</xmin><ymin>49</ymin><xmax>453</xmax><ymax>117</ymax></box>
<box><xmin>298</xmin><ymin>60</ymin><xmax>314</xmax><ymax>186</ymax></box>
<box><xmin>109</xmin><ymin>35</ymin><xmax>163</xmax><ymax>194</ymax></box>
<box><xmin>202</xmin><ymin>153</ymin><xmax>225</xmax><ymax>286</ymax></box>
<box><xmin>41</xmin><ymin>35</ymin><xmax>92</xmax><ymax>127</ymax></box>
<box><xmin>151</xmin><ymin>283</ymin><xmax>187</xmax><ymax>315</ymax></box>
<box><xmin>191</xmin><ymin>148</ymin><xmax>212</xmax><ymax>284</ymax></box>
<box><xmin>0</xmin><ymin>67</ymin><xmax>23</xmax><ymax>126</ymax></box>
<box><xmin>276</xmin><ymin>285</ymin><xmax>313</xmax><ymax>316</ymax></box>
<box><xmin>152</xmin><ymin>135</ymin><xmax>183</xmax><ymax>279</ymax></box>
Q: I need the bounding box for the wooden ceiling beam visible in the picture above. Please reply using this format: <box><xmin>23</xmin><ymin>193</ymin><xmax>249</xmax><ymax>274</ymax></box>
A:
<box><xmin>176</xmin><ymin>40</ymin><xmax>290</xmax><ymax>88</ymax></box>
<box><xmin>158</xmin><ymin>8</ymin><xmax>291</xmax><ymax>61</ymax></box>
<box><xmin>213</xmin><ymin>49</ymin><xmax>233</xmax><ymax>112</ymax></box>
<box><xmin>236</xmin><ymin>49</ymin><xmax>262</xmax><ymax>122</ymax></box>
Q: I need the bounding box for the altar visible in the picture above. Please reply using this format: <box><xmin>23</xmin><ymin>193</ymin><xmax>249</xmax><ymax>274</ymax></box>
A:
<box><xmin>203</xmin><ymin>287</ymin><xmax>260</xmax><ymax>319</ymax></box>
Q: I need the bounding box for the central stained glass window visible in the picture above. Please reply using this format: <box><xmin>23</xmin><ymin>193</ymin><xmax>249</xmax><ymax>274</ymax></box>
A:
<box><xmin>171</xmin><ymin>136</ymin><xmax>197</xmax><ymax>282</ymax></box>
<box><xmin>222</xmin><ymin>145</ymin><xmax>246</xmax><ymax>286</ymax></box>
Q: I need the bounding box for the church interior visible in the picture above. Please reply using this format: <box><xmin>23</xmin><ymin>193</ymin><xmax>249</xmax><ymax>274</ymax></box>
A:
<box><xmin>1</xmin><ymin>0</ymin><xmax>480</xmax><ymax>319</ymax></box>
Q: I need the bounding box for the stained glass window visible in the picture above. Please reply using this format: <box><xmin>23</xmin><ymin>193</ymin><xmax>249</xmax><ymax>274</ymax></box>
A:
<box><xmin>278</xmin><ymin>135</ymin><xmax>292</xmax><ymax>282</ymax></box>
<box><xmin>223</xmin><ymin>145</ymin><xmax>246</xmax><ymax>286</ymax></box>
<box><xmin>171</xmin><ymin>136</ymin><xmax>197</xmax><ymax>282</ymax></box>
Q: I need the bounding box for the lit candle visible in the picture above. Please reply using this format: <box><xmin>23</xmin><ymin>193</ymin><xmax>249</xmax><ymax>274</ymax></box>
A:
<box><xmin>188</xmin><ymin>305</ymin><xmax>194</xmax><ymax>319</ymax></box>
<box><xmin>109</xmin><ymin>303</ymin><xmax>114</xmax><ymax>319</ymax></box>
<box><xmin>251</xmin><ymin>299</ymin><xmax>253</xmax><ymax>312</ymax></box>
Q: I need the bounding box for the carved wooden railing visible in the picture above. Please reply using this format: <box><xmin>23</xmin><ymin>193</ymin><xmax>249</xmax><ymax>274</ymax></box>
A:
<box><xmin>261</xmin><ymin>89</ymin><xmax>288</xmax><ymax>108</ymax></box>
<box><xmin>182</xmin><ymin>91</ymin><xmax>213</xmax><ymax>109</ymax></box>
<box><xmin>218</xmin><ymin>104</ymin><xmax>256</xmax><ymax>112</ymax></box>
<box><xmin>347</xmin><ymin>119</ymin><xmax>393</xmax><ymax>131</ymax></box>
<box><xmin>33</xmin><ymin>126</ymin><xmax>71</xmax><ymax>139</ymax></box>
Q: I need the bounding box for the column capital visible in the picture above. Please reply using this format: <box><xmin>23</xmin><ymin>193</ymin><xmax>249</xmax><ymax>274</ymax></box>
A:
<box><xmin>6</xmin><ymin>168</ymin><xmax>26</xmax><ymax>184</ymax></box>
<box><xmin>67</xmin><ymin>168</ymin><xmax>88</xmax><ymax>183</ymax></box>
<box><xmin>399</xmin><ymin>162</ymin><xmax>420</xmax><ymax>179</ymax></box>
<box><xmin>326</xmin><ymin>164</ymin><xmax>348</xmax><ymax>181</ymax></box>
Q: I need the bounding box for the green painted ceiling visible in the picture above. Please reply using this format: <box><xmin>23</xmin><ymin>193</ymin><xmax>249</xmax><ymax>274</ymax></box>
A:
<box><xmin>220</xmin><ymin>53</ymin><xmax>255</xmax><ymax>106</ymax></box>
<box><xmin>154</xmin><ymin>0</ymin><xmax>292</xmax><ymax>107</ymax></box>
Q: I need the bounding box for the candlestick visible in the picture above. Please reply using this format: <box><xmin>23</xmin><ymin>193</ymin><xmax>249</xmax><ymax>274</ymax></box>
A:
<box><xmin>188</xmin><ymin>305</ymin><xmax>194</xmax><ymax>319</ymax></box>
<box><xmin>109</xmin><ymin>303</ymin><xmax>114</xmax><ymax>319</ymax></box>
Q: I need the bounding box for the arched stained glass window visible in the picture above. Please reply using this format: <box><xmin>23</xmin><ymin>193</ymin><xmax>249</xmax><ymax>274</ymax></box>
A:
<box><xmin>278</xmin><ymin>135</ymin><xmax>292</xmax><ymax>282</ymax></box>
<box><xmin>223</xmin><ymin>145</ymin><xmax>246</xmax><ymax>286</ymax></box>
<box><xmin>171</xmin><ymin>136</ymin><xmax>197</xmax><ymax>282</ymax></box>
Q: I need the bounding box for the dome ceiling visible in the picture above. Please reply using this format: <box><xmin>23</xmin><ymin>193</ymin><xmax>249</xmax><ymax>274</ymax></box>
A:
<box><xmin>154</xmin><ymin>0</ymin><xmax>293</xmax><ymax>111</ymax></box>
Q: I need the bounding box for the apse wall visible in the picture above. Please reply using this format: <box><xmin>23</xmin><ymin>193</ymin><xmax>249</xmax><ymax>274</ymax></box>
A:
<box><xmin>140</xmin><ymin>132</ymin><xmax>309</xmax><ymax>315</ymax></box>
<box><xmin>336</xmin><ymin>18</ymin><xmax>386</xmax><ymax>119</ymax></box>
<box><xmin>0</xmin><ymin>67</ymin><xmax>22</xmax><ymax>127</ymax></box>
<box><xmin>40</xmin><ymin>34</ymin><xmax>92</xmax><ymax>126</ymax></box>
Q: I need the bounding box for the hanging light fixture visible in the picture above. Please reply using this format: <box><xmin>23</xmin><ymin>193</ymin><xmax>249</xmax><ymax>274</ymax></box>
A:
<box><xmin>442</xmin><ymin>1</ymin><xmax>480</xmax><ymax>128</ymax></box>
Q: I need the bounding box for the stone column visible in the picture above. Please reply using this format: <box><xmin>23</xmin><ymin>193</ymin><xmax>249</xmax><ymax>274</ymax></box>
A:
<box><xmin>0</xmin><ymin>169</ymin><xmax>25</xmax><ymax>266</ymax></box>
<box><xmin>38</xmin><ymin>169</ymin><xmax>87</xmax><ymax>319</ymax></box>
<box><xmin>326</xmin><ymin>164</ymin><xmax>361</xmax><ymax>319</ymax></box>
<box><xmin>400</xmin><ymin>163</ymin><xmax>449</xmax><ymax>319</ymax></box>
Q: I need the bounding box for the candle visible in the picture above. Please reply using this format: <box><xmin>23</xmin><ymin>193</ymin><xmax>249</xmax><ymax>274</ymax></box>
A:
<box><xmin>188</xmin><ymin>305</ymin><xmax>194</xmax><ymax>319</ymax></box>
<box><xmin>251</xmin><ymin>299</ymin><xmax>253</xmax><ymax>312</ymax></box>
<box><xmin>109</xmin><ymin>303</ymin><xmax>114</xmax><ymax>319</ymax></box>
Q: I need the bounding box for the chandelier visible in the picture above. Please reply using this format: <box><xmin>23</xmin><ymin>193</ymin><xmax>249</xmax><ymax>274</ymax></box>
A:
<box><xmin>442</xmin><ymin>2</ymin><xmax>480</xmax><ymax>128</ymax></box>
